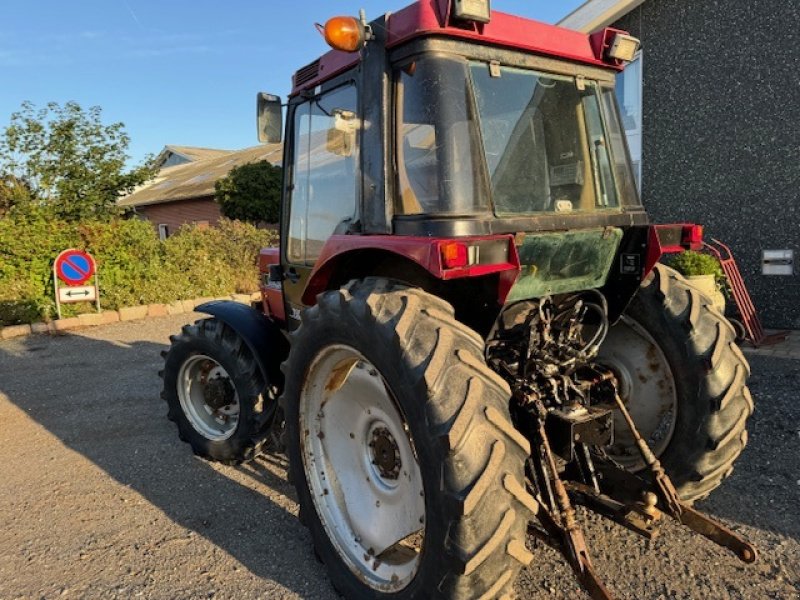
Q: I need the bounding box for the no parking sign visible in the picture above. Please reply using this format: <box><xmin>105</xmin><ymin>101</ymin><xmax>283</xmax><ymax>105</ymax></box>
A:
<box><xmin>56</xmin><ymin>249</ymin><xmax>95</xmax><ymax>285</ymax></box>
<box><xmin>53</xmin><ymin>249</ymin><xmax>101</xmax><ymax>318</ymax></box>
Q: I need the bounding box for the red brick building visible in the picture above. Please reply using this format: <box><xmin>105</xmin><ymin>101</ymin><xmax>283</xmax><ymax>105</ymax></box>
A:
<box><xmin>119</xmin><ymin>144</ymin><xmax>282</xmax><ymax>238</ymax></box>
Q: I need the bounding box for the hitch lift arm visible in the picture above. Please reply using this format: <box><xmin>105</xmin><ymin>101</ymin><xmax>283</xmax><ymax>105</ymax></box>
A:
<box><xmin>524</xmin><ymin>375</ymin><xmax>758</xmax><ymax>600</ymax></box>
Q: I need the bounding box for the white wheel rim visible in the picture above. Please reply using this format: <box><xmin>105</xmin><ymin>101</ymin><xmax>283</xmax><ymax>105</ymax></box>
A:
<box><xmin>300</xmin><ymin>345</ymin><xmax>425</xmax><ymax>592</ymax></box>
<box><xmin>597</xmin><ymin>316</ymin><xmax>678</xmax><ymax>470</ymax></box>
<box><xmin>177</xmin><ymin>355</ymin><xmax>240</xmax><ymax>441</ymax></box>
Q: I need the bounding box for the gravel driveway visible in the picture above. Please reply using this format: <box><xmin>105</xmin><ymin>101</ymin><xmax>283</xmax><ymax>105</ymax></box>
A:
<box><xmin>0</xmin><ymin>315</ymin><xmax>797</xmax><ymax>599</ymax></box>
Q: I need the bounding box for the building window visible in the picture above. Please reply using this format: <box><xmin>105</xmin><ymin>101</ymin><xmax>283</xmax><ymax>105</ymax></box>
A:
<box><xmin>615</xmin><ymin>51</ymin><xmax>643</xmax><ymax>192</ymax></box>
<box><xmin>158</xmin><ymin>224</ymin><xmax>169</xmax><ymax>240</ymax></box>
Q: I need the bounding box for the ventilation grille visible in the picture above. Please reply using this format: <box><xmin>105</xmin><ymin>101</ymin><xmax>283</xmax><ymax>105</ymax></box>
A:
<box><xmin>294</xmin><ymin>60</ymin><xmax>321</xmax><ymax>87</ymax></box>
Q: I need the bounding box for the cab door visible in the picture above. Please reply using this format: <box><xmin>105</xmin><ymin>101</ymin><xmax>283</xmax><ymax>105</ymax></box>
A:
<box><xmin>281</xmin><ymin>83</ymin><xmax>360</xmax><ymax>328</ymax></box>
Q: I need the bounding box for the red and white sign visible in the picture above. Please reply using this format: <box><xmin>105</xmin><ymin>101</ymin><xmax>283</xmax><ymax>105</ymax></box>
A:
<box><xmin>53</xmin><ymin>249</ymin><xmax>101</xmax><ymax>318</ymax></box>
<box><xmin>55</xmin><ymin>249</ymin><xmax>96</xmax><ymax>286</ymax></box>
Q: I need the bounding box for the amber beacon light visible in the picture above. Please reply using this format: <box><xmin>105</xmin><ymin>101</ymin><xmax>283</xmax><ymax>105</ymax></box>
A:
<box><xmin>324</xmin><ymin>16</ymin><xmax>366</xmax><ymax>53</ymax></box>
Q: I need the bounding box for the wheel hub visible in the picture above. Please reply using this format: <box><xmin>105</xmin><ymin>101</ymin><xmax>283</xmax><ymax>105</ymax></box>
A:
<box><xmin>369</xmin><ymin>427</ymin><xmax>401</xmax><ymax>480</ymax></box>
<box><xmin>177</xmin><ymin>355</ymin><xmax>240</xmax><ymax>441</ymax></box>
<box><xmin>203</xmin><ymin>374</ymin><xmax>235</xmax><ymax>410</ymax></box>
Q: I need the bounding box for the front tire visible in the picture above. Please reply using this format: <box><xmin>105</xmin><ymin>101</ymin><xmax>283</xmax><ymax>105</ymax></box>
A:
<box><xmin>161</xmin><ymin>318</ymin><xmax>275</xmax><ymax>464</ymax></box>
<box><xmin>283</xmin><ymin>279</ymin><xmax>536</xmax><ymax>599</ymax></box>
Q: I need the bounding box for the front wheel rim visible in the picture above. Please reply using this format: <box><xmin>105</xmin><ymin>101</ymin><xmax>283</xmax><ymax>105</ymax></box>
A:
<box><xmin>177</xmin><ymin>355</ymin><xmax>240</xmax><ymax>441</ymax></box>
<box><xmin>300</xmin><ymin>345</ymin><xmax>425</xmax><ymax>592</ymax></box>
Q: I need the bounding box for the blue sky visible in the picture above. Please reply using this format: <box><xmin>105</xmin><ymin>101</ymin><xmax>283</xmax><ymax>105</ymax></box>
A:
<box><xmin>0</xmin><ymin>1</ymin><xmax>584</xmax><ymax>166</ymax></box>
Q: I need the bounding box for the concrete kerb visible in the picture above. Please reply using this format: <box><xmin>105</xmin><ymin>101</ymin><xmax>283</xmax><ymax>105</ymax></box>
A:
<box><xmin>30</xmin><ymin>322</ymin><xmax>56</xmax><ymax>335</ymax></box>
<box><xmin>0</xmin><ymin>293</ymin><xmax>263</xmax><ymax>341</ymax></box>
<box><xmin>0</xmin><ymin>324</ymin><xmax>33</xmax><ymax>340</ymax></box>
<box><xmin>119</xmin><ymin>306</ymin><xmax>148</xmax><ymax>322</ymax></box>
<box><xmin>232</xmin><ymin>293</ymin><xmax>254</xmax><ymax>305</ymax></box>
<box><xmin>147</xmin><ymin>304</ymin><xmax>169</xmax><ymax>318</ymax></box>
<box><xmin>167</xmin><ymin>301</ymin><xmax>185</xmax><ymax>316</ymax></box>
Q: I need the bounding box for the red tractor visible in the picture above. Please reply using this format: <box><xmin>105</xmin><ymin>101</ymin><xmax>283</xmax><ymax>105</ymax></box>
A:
<box><xmin>161</xmin><ymin>2</ymin><xmax>755</xmax><ymax>598</ymax></box>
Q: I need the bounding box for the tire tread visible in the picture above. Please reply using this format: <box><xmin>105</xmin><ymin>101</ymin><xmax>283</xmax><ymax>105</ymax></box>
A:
<box><xmin>160</xmin><ymin>317</ymin><xmax>272</xmax><ymax>464</ymax></box>
<box><xmin>634</xmin><ymin>264</ymin><xmax>751</xmax><ymax>502</ymax></box>
<box><xmin>283</xmin><ymin>278</ymin><xmax>533</xmax><ymax>599</ymax></box>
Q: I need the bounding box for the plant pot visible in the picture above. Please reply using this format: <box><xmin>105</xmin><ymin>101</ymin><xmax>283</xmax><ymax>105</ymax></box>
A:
<box><xmin>686</xmin><ymin>274</ymin><xmax>726</xmax><ymax>312</ymax></box>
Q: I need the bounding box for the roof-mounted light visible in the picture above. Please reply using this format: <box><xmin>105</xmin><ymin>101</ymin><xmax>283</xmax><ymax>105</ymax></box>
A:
<box><xmin>322</xmin><ymin>16</ymin><xmax>366</xmax><ymax>53</ymax></box>
<box><xmin>607</xmin><ymin>32</ymin><xmax>640</xmax><ymax>63</ymax></box>
<box><xmin>452</xmin><ymin>0</ymin><xmax>491</xmax><ymax>24</ymax></box>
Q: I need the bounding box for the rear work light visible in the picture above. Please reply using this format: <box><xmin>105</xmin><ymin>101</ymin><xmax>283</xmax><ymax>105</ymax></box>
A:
<box><xmin>607</xmin><ymin>33</ymin><xmax>640</xmax><ymax>62</ymax></box>
<box><xmin>452</xmin><ymin>0</ymin><xmax>491</xmax><ymax>24</ymax></box>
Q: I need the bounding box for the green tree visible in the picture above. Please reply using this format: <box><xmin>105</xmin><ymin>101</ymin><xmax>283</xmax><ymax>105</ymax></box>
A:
<box><xmin>0</xmin><ymin>101</ymin><xmax>156</xmax><ymax>221</ymax></box>
<box><xmin>214</xmin><ymin>160</ymin><xmax>282</xmax><ymax>224</ymax></box>
<box><xmin>0</xmin><ymin>174</ymin><xmax>33</xmax><ymax>217</ymax></box>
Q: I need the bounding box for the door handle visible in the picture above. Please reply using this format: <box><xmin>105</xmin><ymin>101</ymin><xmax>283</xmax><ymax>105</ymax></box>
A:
<box><xmin>286</xmin><ymin>267</ymin><xmax>300</xmax><ymax>283</ymax></box>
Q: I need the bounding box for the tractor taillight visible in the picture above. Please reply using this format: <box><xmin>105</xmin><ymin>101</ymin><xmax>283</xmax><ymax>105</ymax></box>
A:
<box><xmin>441</xmin><ymin>242</ymin><xmax>469</xmax><ymax>269</ymax></box>
<box><xmin>682</xmin><ymin>224</ymin><xmax>704</xmax><ymax>249</ymax></box>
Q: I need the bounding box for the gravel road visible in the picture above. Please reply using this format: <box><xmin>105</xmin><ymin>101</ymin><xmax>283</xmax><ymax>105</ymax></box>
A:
<box><xmin>0</xmin><ymin>315</ymin><xmax>797</xmax><ymax>599</ymax></box>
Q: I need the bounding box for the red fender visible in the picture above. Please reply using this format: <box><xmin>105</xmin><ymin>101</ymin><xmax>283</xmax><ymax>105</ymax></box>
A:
<box><xmin>301</xmin><ymin>234</ymin><xmax>520</xmax><ymax>306</ymax></box>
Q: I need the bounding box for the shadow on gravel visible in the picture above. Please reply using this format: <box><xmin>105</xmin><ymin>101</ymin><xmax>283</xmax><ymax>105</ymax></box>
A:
<box><xmin>0</xmin><ymin>331</ymin><xmax>797</xmax><ymax>600</ymax></box>
<box><xmin>697</xmin><ymin>355</ymin><xmax>800</xmax><ymax>542</ymax></box>
<box><xmin>0</xmin><ymin>330</ymin><xmax>326</xmax><ymax>597</ymax></box>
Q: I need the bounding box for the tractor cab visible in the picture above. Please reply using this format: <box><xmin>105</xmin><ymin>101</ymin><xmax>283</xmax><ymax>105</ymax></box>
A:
<box><xmin>255</xmin><ymin>0</ymin><xmax>665</xmax><ymax>332</ymax></box>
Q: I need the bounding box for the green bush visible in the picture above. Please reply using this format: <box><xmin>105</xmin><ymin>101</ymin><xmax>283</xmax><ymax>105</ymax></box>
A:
<box><xmin>667</xmin><ymin>251</ymin><xmax>726</xmax><ymax>287</ymax></box>
<box><xmin>215</xmin><ymin>161</ymin><xmax>282</xmax><ymax>224</ymax></box>
<box><xmin>0</xmin><ymin>215</ymin><xmax>277</xmax><ymax>325</ymax></box>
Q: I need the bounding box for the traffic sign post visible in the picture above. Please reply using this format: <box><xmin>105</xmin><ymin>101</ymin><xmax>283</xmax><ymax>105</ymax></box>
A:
<box><xmin>53</xmin><ymin>249</ymin><xmax>101</xmax><ymax>319</ymax></box>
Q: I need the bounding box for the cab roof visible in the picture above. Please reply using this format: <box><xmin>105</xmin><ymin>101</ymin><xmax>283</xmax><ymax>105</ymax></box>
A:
<box><xmin>291</xmin><ymin>0</ymin><xmax>621</xmax><ymax>96</ymax></box>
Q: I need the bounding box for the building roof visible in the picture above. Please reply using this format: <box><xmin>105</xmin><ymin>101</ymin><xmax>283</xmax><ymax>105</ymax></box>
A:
<box><xmin>558</xmin><ymin>0</ymin><xmax>645</xmax><ymax>33</ymax></box>
<box><xmin>163</xmin><ymin>145</ymin><xmax>232</xmax><ymax>162</ymax></box>
<box><xmin>120</xmin><ymin>144</ymin><xmax>282</xmax><ymax>208</ymax></box>
<box><xmin>153</xmin><ymin>145</ymin><xmax>233</xmax><ymax>170</ymax></box>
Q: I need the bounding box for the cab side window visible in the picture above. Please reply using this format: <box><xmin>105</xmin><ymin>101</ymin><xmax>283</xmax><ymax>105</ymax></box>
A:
<box><xmin>288</xmin><ymin>84</ymin><xmax>359</xmax><ymax>265</ymax></box>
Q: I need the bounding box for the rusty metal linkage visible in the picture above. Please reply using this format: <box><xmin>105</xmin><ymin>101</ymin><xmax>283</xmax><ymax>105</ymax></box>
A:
<box><xmin>528</xmin><ymin>394</ymin><xmax>614</xmax><ymax>600</ymax></box>
<box><xmin>489</xmin><ymin>295</ymin><xmax>757</xmax><ymax>600</ymax></box>
<box><xmin>609</xmin><ymin>377</ymin><xmax>758</xmax><ymax>564</ymax></box>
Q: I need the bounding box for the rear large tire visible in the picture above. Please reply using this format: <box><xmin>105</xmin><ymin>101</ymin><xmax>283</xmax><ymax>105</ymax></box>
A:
<box><xmin>283</xmin><ymin>278</ymin><xmax>536</xmax><ymax>599</ymax></box>
<box><xmin>601</xmin><ymin>264</ymin><xmax>753</xmax><ymax>502</ymax></box>
<box><xmin>161</xmin><ymin>318</ymin><xmax>275</xmax><ymax>464</ymax></box>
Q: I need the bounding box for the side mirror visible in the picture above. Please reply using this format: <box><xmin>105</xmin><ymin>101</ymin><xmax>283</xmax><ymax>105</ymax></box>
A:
<box><xmin>257</xmin><ymin>93</ymin><xmax>283</xmax><ymax>144</ymax></box>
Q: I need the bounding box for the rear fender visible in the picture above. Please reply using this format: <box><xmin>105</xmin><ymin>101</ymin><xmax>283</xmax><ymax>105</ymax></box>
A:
<box><xmin>195</xmin><ymin>301</ymin><xmax>290</xmax><ymax>391</ymax></box>
<box><xmin>645</xmin><ymin>223</ymin><xmax>704</xmax><ymax>275</ymax></box>
<box><xmin>301</xmin><ymin>234</ymin><xmax>520</xmax><ymax>305</ymax></box>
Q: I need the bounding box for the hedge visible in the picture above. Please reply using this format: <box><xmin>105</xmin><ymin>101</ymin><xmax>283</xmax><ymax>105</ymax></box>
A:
<box><xmin>0</xmin><ymin>216</ymin><xmax>277</xmax><ymax>325</ymax></box>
